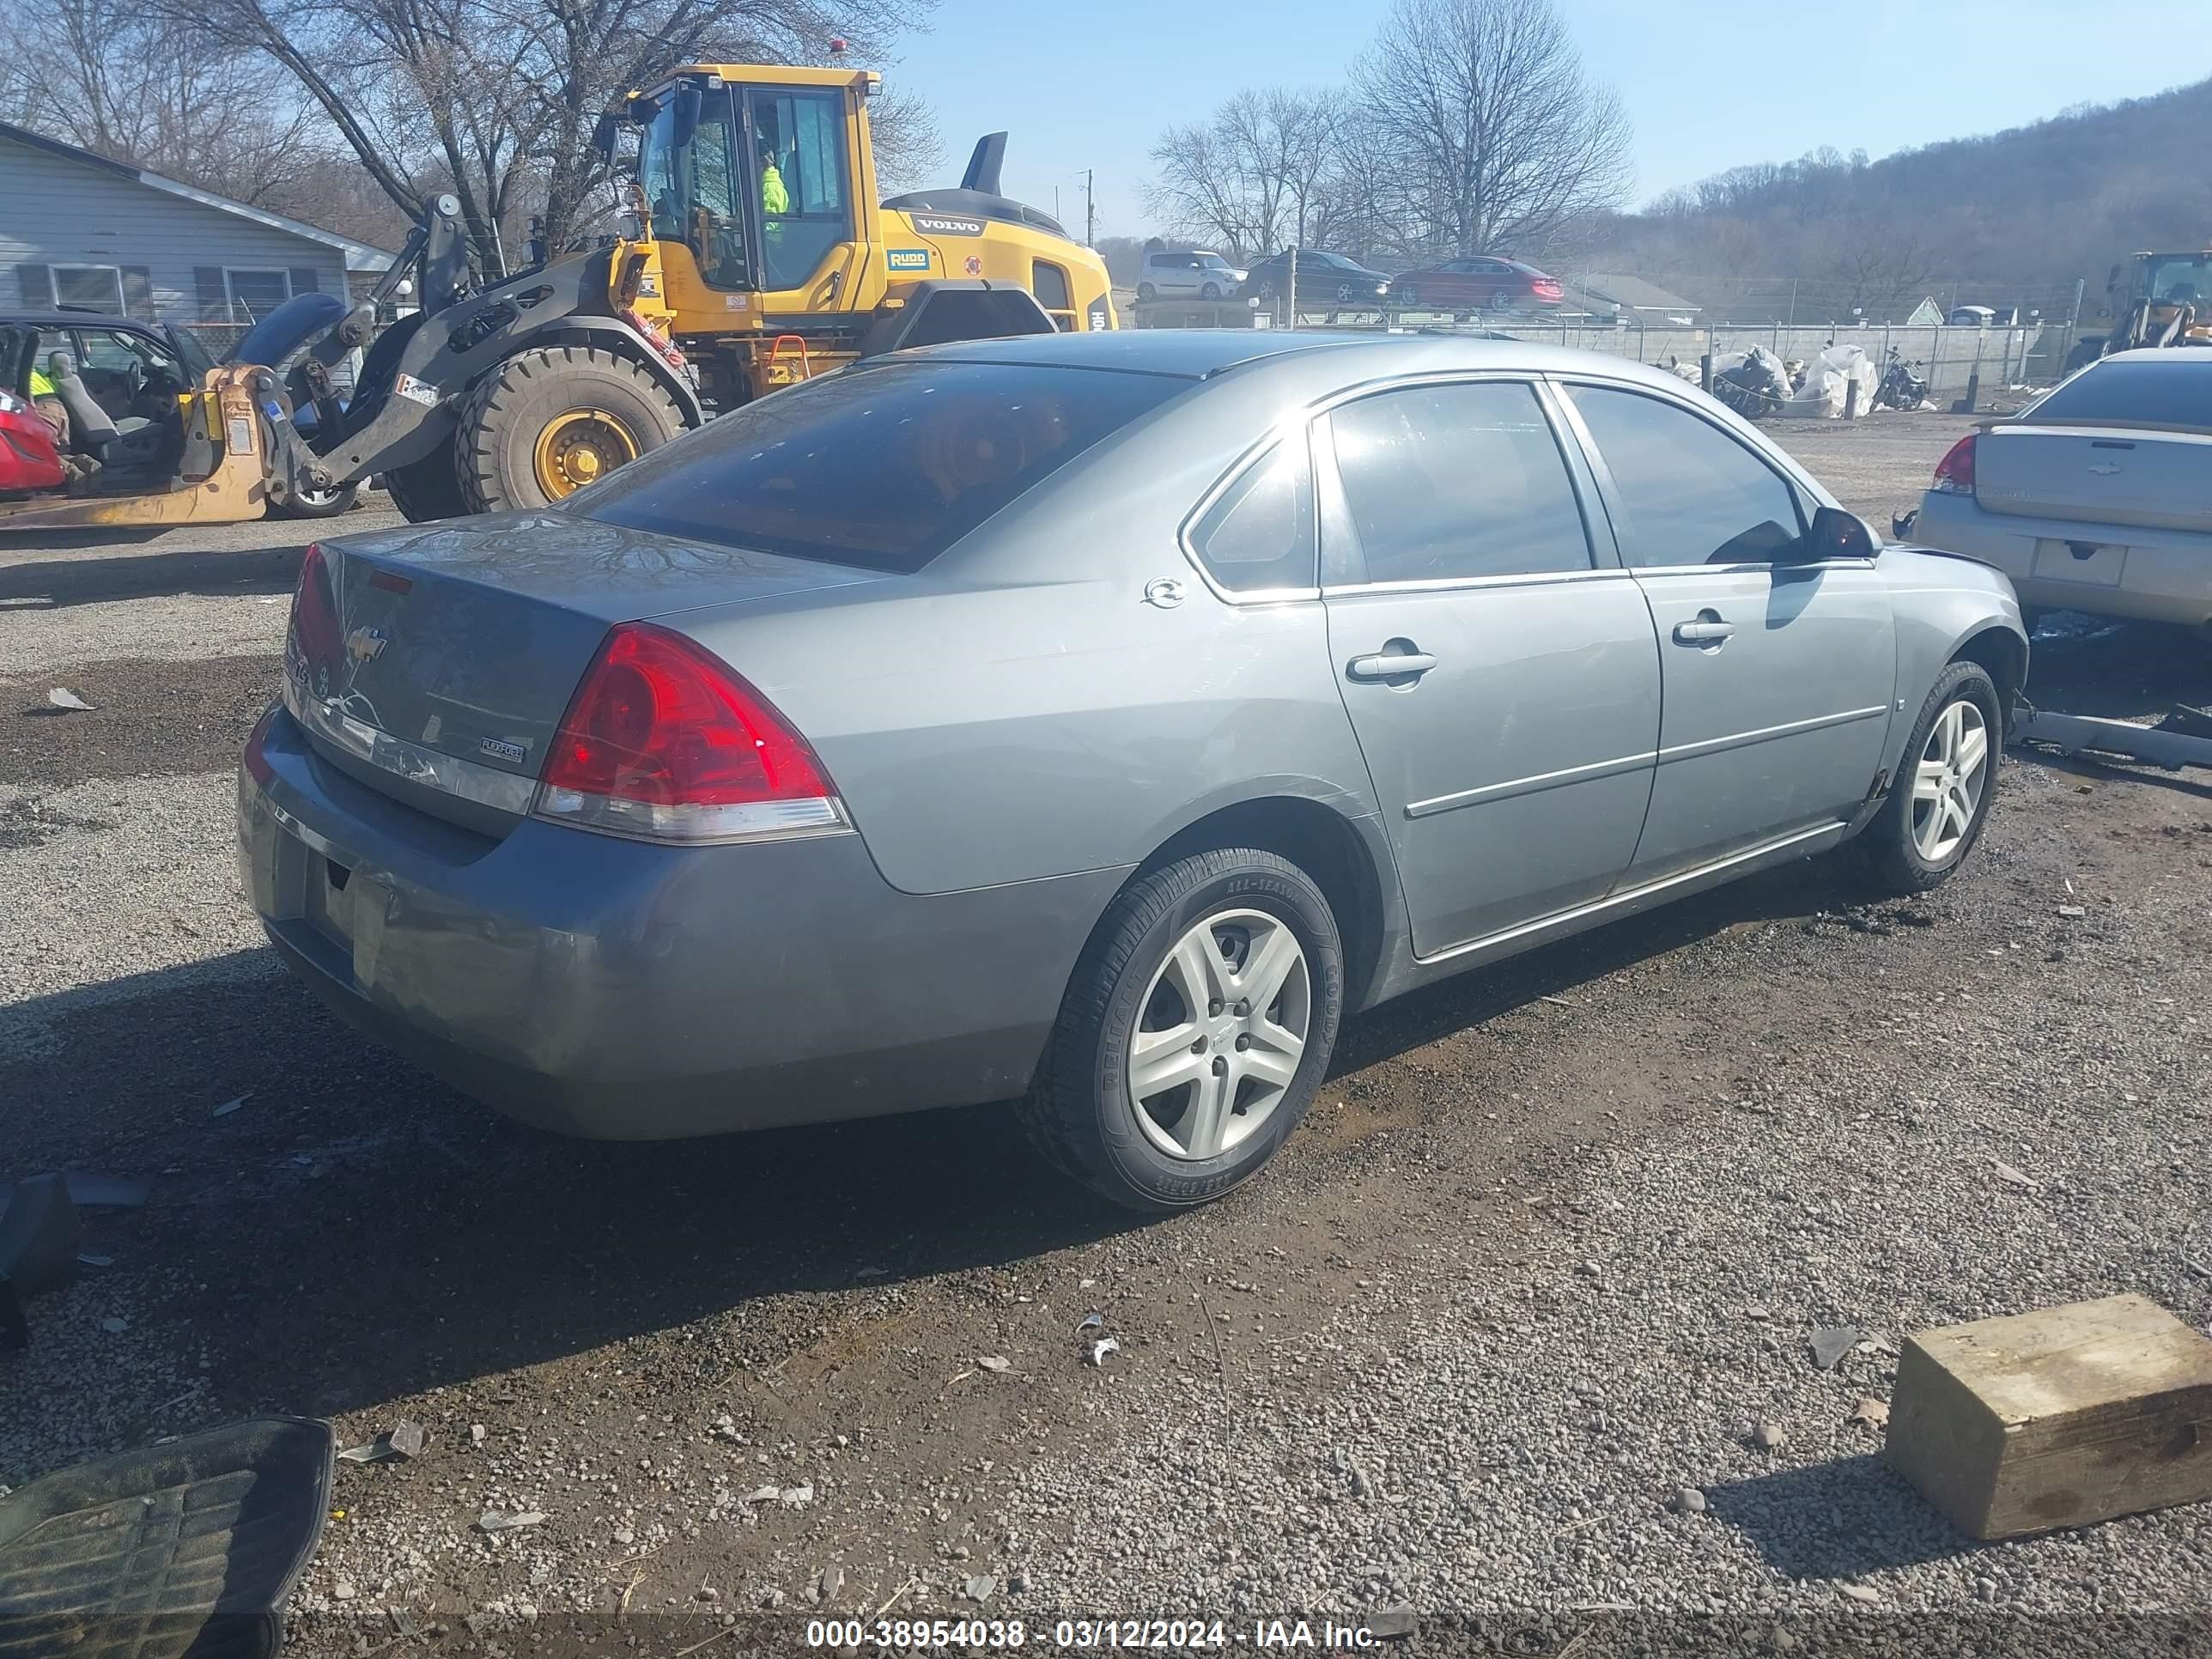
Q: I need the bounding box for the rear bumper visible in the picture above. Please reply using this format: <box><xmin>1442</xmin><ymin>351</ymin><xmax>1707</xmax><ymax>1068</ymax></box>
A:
<box><xmin>1912</xmin><ymin>491</ymin><xmax>2212</xmax><ymax>627</ymax></box>
<box><xmin>238</xmin><ymin>705</ymin><xmax>1124</xmax><ymax>1139</ymax></box>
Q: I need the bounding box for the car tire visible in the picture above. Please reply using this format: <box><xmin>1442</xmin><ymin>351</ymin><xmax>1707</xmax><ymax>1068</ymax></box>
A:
<box><xmin>1395</xmin><ymin>284</ymin><xmax>1417</xmax><ymax>308</ymax></box>
<box><xmin>271</xmin><ymin>479</ymin><xmax>359</xmax><ymax>520</ymax></box>
<box><xmin>459</xmin><ymin>345</ymin><xmax>685</xmax><ymax>514</ymax></box>
<box><xmin>1021</xmin><ymin>848</ymin><xmax>1345</xmax><ymax>1213</ymax></box>
<box><xmin>1200</xmin><ymin>282</ymin><xmax>1222</xmax><ymax>301</ymax></box>
<box><xmin>1257</xmin><ymin>280</ymin><xmax>1277</xmax><ymax>301</ymax></box>
<box><xmin>381</xmin><ymin>447</ymin><xmax>471</xmax><ymax>524</ymax></box>
<box><xmin>1849</xmin><ymin>659</ymin><xmax>2002</xmax><ymax>896</ymax></box>
<box><xmin>1136</xmin><ymin>282</ymin><xmax>1157</xmax><ymax>303</ymax></box>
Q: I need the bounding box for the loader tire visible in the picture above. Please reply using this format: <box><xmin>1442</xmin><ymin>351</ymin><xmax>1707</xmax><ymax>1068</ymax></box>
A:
<box><xmin>459</xmin><ymin>346</ymin><xmax>686</xmax><ymax>514</ymax></box>
<box><xmin>382</xmin><ymin>447</ymin><xmax>471</xmax><ymax>524</ymax></box>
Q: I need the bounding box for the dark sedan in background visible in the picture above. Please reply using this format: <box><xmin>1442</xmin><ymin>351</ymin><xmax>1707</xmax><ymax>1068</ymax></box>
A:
<box><xmin>1390</xmin><ymin>257</ymin><xmax>1565</xmax><ymax>313</ymax></box>
<box><xmin>240</xmin><ymin>330</ymin><xmax>2023</xmax><ymax>1214</ymax></box>
<box><xmin>1239</xmin><ymin>250</ymin><xmax>1393</xmax><ymax>305</ymax></box>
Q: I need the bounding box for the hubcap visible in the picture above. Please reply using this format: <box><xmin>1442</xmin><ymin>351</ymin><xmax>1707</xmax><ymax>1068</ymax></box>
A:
<box><xmin>1911</xmin><ymin>697</ymin><xmax>1989</xmax><ymax>862</ymax></box>
<box><xmin>1127</xmin><ymin>908</ymin><xmax>1310</xmax><ymax>1162</ymax></box>
<box><xmin>532</xmin><ymin>410</ymin><xmax>639</xmax><ymax>498</ymax></box>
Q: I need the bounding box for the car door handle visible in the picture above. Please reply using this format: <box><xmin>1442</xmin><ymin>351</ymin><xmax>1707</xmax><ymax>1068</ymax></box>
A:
<box><xmin>1673</xmin><ymin>619</ymin><xmax>1735</xmax><ymax>645</ymax></box>
<box><xmin>1347</xmin><ymin>650</ymin><xmax>1438</xmax><ymax>682</ymax></box>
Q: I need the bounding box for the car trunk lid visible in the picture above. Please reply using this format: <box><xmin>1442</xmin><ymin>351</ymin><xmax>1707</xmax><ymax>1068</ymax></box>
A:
<box><xmin>1974</xmin><ymin>423</ymin><xmax>2212</xmax><ymax>534</ymax></box>
<box><xmin>287</xmin><ymin>512</ymin><xmax>884</xmax><ymax>831</ymax></box>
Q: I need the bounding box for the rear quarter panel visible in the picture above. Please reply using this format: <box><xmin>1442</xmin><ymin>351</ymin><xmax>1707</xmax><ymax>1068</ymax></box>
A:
<box><xmin>670</xmin><ymin>369</ymin><xmax>1387</xmax><ymax>897</ymax></box>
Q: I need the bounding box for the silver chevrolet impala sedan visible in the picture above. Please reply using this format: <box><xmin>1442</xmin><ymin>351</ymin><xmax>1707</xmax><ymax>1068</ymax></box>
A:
<box><xmin>239</xmin><ymin>331</ymin><xmax>2027</xmax><ymax>1212</ymax></box>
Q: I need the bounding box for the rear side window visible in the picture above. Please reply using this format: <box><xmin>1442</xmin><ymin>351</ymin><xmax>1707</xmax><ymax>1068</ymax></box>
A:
<box><xmin>1189</xmin><ymin>440</ymin><xmax>1314</xmax><ymax>593</ymax></box>
<box><xmin>1327</xmin><ymin>381</ymin><xmax>1592</xmax><ymax>585</ymax></box>
<box><xmin>573</xmin><ymin>361</ymin><xmax>1183</xmax><ymax>572</ymax></box>
<box><xmin>1031</xmin><ymin>260</ymin><xmax>1072</xmax><ymax>313</ymax></box>
<box><xmin>2029</xmin><ymin>362</ymin><xmax>2211</xmax><ymax>429</ymax></box>
<box><xmin>1566</xmin><ymin>385</ymin><xmax>1803</xmax><ymax>567</ymax></box>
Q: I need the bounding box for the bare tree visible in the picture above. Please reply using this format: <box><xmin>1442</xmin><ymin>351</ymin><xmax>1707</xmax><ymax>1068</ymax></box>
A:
<box><xmin>0</xmin><ymin>0</ymin><xmax>326</xmax><ymax>207</ymax></box>
<box><xmin>1146</xmin><ymin>87</ymin><xmax>1347</xmax><ymax>261</ymax></box>
<box><xmin>1352</xmin><ymin>0</ymin><xmax>1631</xmax><ymax>261</ymax></box>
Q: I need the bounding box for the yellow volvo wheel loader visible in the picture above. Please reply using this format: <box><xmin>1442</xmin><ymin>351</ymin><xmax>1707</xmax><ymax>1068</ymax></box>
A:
<box><xmin>291</xmin><ymin>61</ymin><xmax>1116</xmax><ymax>522</ymax></box>
<box><xmin>2064</xmin><ymin>249</ymin><xmax>2212</xmax><ymax>372</ymax></box>
<box><xmin>3</xmin><ymin>62</ymin><xmax>1115</xmax><ymax>532</ymax></box>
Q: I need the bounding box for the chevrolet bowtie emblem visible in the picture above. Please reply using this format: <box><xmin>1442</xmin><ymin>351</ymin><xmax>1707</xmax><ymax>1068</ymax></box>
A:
<box><xmin>345</xmin><ymin>626</ymin><xmax>389</xmax><ymax>664</ymax></box>
<box><xmin>2087</xmin><ymin>461</ymin><xmax>2122</xmax><ymax>476</ymax></box>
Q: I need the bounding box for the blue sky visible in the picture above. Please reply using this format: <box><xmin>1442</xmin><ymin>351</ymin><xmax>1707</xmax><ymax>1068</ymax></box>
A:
<box><xmin>888</xmin><ymin>1</ymin><xmax>2205</xmax><ymax>240</ymax></box>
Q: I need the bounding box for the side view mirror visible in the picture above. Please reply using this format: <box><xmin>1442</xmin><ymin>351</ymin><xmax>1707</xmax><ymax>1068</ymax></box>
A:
<box><xmin>1794</xmin><ymin>504</ymin><xmax>1876</xmax><ymax>563</ymax></box>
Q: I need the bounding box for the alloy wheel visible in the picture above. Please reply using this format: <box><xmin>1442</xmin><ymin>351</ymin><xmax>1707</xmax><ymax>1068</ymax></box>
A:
<box><xmin>1911</xmin><ymin>697</ymin><xmax>1990</xmax><ymax>862</ymax></box>
<box><xmin>1126</xmin><ymin>908</ymin><xmax>1310</xmax><ymax>1162</ymax></box>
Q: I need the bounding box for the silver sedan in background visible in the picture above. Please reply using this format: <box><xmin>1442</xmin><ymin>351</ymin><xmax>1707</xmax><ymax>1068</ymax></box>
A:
<box><xmin>1908</xmin><ymin>349</ymin><xmax>2212</xmax><ymax>631</ymax></box>
<box><xmin>239</xmin><ymin>331</ymin><xmax>2026</xmax><ymax>1212</ymax></box>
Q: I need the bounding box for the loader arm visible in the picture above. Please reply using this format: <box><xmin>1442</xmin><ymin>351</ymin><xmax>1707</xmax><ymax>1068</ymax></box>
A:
<box><xmin>299</xmin><ymin>210</ymin><xmax>703</xmax><ymax>491</ymax></box>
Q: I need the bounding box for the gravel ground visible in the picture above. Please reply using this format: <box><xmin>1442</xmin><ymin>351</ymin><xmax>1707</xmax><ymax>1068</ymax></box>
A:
<box><xmin>3</xmin><ymin>422</ymin><xmax>2209</xmax><ymax>1657</ymax></box>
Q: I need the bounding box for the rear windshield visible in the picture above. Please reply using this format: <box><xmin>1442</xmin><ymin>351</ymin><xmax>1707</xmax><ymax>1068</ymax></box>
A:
<box><xmin>2028</xmin><ymin>361</ymin><xmax>2212</xmax><ymax>429</ymax></box>
<box><xmin>573</xmin><ymin>360</ymin><xmax>1183</xmax><ymax>573</ymax></box>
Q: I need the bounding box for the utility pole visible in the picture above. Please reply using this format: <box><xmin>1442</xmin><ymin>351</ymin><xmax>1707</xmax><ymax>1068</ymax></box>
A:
<box><xmin>1084</xmin><ymin>169</ymin><xmax>1095</xmax><ymax>248</ymax></box>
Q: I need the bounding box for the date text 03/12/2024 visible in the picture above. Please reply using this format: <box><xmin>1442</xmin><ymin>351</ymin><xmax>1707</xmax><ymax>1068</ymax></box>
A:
<box><xmin>804</xmin><ymin>1618</ymin><xmax>1403</xmax><ymax>1649</ymax></box>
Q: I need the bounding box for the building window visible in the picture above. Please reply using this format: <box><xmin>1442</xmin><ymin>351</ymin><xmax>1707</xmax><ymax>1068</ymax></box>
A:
<box><xmin>223</xmin><ymin>268</ymin><xmax>292</xmax><ymax>322</ymax></box>
<box><xmin>50</xmin><ymin>265</ymin><xmax>126</xmax><ymax>313</ymax></box>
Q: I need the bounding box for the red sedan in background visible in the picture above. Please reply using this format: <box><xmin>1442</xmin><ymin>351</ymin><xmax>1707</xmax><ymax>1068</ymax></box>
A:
<box><xmin>1390</xmin><ymin>257</ymin><xmax>1564</xmax><ymax>313</ymax></box>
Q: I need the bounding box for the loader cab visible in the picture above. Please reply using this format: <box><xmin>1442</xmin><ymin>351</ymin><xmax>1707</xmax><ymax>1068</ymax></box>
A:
<box><xmin>619</xmin><ymin>66</ymin><xmax>878</xmax><ymax>328</ymax></box>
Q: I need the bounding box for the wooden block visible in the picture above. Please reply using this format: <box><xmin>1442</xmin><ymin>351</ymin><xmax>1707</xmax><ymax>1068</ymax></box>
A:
<box><xmin>1887</xmin><ymin>1293</ymin><xmax>2212</xmax><ymax>1540</ymax></box>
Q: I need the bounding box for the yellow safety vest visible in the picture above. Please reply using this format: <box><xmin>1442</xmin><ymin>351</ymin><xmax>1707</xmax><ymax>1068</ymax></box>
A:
<box><xmin>762</xmin><ymin>163</ymin><xmax>789</xmax><ymax>216</ymax></box>
<box><xmin>28</xmin><ymin>367</ymin><xmax>55</xmax><ymax>397</ymax></box>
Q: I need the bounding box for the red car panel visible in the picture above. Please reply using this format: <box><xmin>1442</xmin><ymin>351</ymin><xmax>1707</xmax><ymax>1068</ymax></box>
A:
<box><xmin>0</xmin><ymin>401</ymin><xmax>65</xmax><ymax>493</ymax></box>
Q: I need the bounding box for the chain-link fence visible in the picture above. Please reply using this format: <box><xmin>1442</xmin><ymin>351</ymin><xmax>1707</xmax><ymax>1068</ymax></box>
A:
<box><xmin>1467</xmin><ymin>318</ymin><xmax>2058</xmax><ymax>401</ymax></box>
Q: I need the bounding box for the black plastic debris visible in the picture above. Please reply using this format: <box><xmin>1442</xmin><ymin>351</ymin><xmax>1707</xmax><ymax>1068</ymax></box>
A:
<box><xmin>0</xmin><ymin>1175</ymin><xmax>84</xmax><ymax>1352</ymax></box>
<box><xmin>0</xmin><ymin>1175</ymin><xmax>82</xmax><ymax>1297</ymax></box>
<box><xmin>0</xmin><ymin>1416</ymin><xmax>334</xmax><ymax>1659</ymax></box>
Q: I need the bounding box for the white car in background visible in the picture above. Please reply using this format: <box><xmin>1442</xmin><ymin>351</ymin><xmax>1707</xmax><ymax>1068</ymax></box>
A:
<box><xmin>1907</xmin><ymin>349</ymin><xmax>2211</xmax><ymax>632</ymax></box>
<box><xmin>1133</xmin><ymin>248</ymin><xmax>1249</xmax><ymax>303</ymax></box>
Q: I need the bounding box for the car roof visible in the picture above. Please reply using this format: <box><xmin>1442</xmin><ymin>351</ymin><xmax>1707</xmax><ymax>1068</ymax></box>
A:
<box><xmin>0</xmin><ymin>309</ymin><xmax>159</xmax><ymax>331</ymax></box>
<box><xmin>2094</xmin><ymin>348</ymin><xmax>2209</xmax><ymax>367</ymax></box>
<box><xmin>902</xmin><ymin>329</ymin><xmax>1382</xmax><ymax>378</ymax></box>
<box><xmin>899</xmin><ymin>327</ymin><xmax>1698</xmax><ymax>392</ymax></box>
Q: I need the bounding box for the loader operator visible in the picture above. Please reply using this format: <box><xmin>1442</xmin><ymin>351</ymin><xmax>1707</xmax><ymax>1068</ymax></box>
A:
<box><xmin>761</xmin><ymin>148</ymin><xmax>789</xmax><ymax>217</ymax></box>
<box><xmin>27</xmin><ymin>362</ymin><xmax>68</xmax><ymax>445</ymax></box>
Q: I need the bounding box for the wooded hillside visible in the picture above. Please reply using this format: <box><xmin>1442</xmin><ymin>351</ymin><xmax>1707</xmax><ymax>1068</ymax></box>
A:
<box><xmin>1589</xmin><ymin>77</ymin><xmax>2212</xmax><ymax>319</ymax></box>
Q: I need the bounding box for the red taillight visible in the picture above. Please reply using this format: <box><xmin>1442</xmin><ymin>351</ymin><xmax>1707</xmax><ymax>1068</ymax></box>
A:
<box><xmin>1932</xmin><ymin>433</ymin><xmax>1977</xmax><ymax>494</ymax></box>
<box><xmin>242</xmin><ymin>703</ymin><xmax>276</xmax><ymax>786</ymax></box>
<box><xmin>286</xmin><ymin>543</ymin><xmax>343</xmax><ymax>698</ymax></box>
<box><xmin>535</xmin><ymin>622</ymin><xmax>844</xmax><ymax>843</ymax></box>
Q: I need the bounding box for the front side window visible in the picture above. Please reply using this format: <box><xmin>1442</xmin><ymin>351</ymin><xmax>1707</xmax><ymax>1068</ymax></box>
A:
<box><xmin>574</xmin><ymin>361</ymin><xmax>1185</xmax><ymax>573</ymax></box>
<box><xmin>1328</xmin><ymin>381</ymin><xmax>1593</xmax><ymax>585</ymax></box>
<box><xmin>750</xmin><ymin>88</ymin><xmax>849</xmax><ymax>290</ymax></box>
<box><xmin>1031</xmin><ymin>260</ymin><xmax>1072</xmax><ymax>314</ymax></box>
<box><xmin>1189</xmin><ymin>439</ymin><xmax>1315</xmax><ymax>593</ymax></box>
<box><xmin>1566</xmin><ymin>385</ymin><xmax>1804</xmax><ymax>568</ymax></box>
<box><xmin>71</xmin><ymin>327</ymin><xmax>186</xmax><ymax>411</ymax></box>
<box><xmin>2147</xmin><ymin>257</ymin><xmax>2210</xmax><ymax>304</ymax></box>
